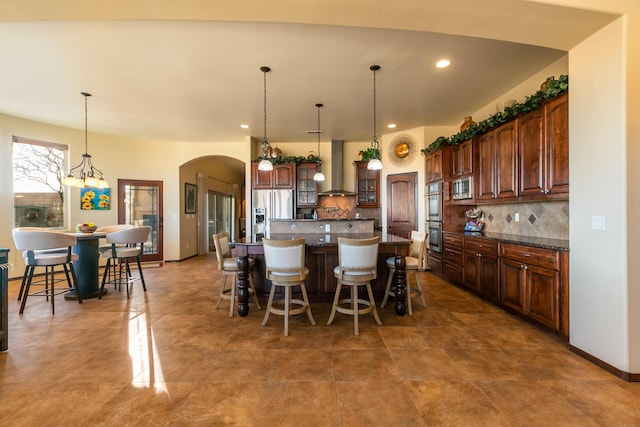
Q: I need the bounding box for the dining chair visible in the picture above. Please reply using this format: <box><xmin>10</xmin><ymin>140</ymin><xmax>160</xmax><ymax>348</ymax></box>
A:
<box><xmin>12</xmin><ymin>228</ymin><xmax>82</xmax><ymax>314</ymax></box>
<box><xmin>327</xmin><ymin>236</ymin><xmax>381</xmax><ymax>335</ymax></box>
<box><xmin>213</xmin><ymin>231</ymin><xmax>261</xmax><ymax>317</ymax></box>
<box><xmin>261</xmin><ymin>238</ymin><xmax>315</xmax><ymax>336</ymax></box>
<box><xmin>381</xmin><ymin>230</ymin><xmax>427</xmax><ymax>315</ymax></box>
<box><xmin>99</xmin><ymin>226</ymin><xmax>150</xmax><ymax>299</ymax></box>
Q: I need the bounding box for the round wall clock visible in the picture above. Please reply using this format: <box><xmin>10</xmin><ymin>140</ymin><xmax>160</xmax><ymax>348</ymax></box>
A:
<box><xmin>388</xmin><ymin>134</ymin><xmax>418</xmax><ymax>167</ymax></box>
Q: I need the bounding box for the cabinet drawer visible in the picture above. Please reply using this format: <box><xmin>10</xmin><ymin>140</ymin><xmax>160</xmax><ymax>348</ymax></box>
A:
<box><xmin>500</xmin><ymin>243</ymin><xmax>559</xmax><ymax>270</ymax></box>
<box><xmin>426</xmin><ymin>251</ymin><xmax>442</xmax><ymax>273</ymax></box>
<box><xmin>443</xmin><ymin>232</ymin><xmax>463</xmax><ymax>248</ymax></box>
<box><xmin>443</xmin><ymin>246</ymin><xmax>463</xmax><ymax>265</ymax></box>
<box><xmin>443</xmin><ymin>261</ymin><xmax>464</xmax><ymax>282</ymax></box>
<box><xmin>464</xmin><ymin>236</ymin><xmax>498</xmax><ymax>256</ymax></box>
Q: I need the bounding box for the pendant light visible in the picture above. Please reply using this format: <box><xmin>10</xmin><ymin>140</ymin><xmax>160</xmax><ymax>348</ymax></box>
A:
<box><xmin>258</xmin><ymin>66</ymin><xmax>274</xmax><ymax>171</ymax></box>
<box><xmin>312</xmin><ymin>103</ymin><xmax>325</xmax><ymax>182</ymax></box>
<box><xmin>367</xmin><ymin>65</ymin><xmax>382</xmax><ymax>171</ymax></box>
<box><xmin>62</xmin><ymin>92</ymin><xmax>109</xmax><ymax>188</ymax></box>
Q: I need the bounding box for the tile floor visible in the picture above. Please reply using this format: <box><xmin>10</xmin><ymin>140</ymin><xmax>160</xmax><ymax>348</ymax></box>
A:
<box><xmin>2</xmin><ymin>254</ymin><xmax>640</xmax><ymax>426</ymax></box>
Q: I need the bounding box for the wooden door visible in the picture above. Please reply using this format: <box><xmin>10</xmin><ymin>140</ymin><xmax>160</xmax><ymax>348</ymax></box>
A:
<box><xmin>386</xmin><ymin>172</ymin><xmax>417</xmax><ymax>239</ymax></box>
<box><xmin>117</xmin><ymin>179</ymin><xmax>163</xmax><ymax>262</ymax></box>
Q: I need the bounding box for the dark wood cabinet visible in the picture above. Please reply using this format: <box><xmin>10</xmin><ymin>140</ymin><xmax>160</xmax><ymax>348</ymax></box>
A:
<box><xmin>442</xmin><ymin>232</ymin><xmax>464</xmax><ymax>283</ymax></box>
<box><xmin>476</xmin><ymin>121</ymin><xmax>518</xmax><ymax>201</ymax></box>
<box><xmin>518</xmin><ymin>93</ymin><xmax>569</xmax><ymax>200</ymax></box>
<box><xmin>424</xmin><ymin>149</ymin><xmax>444</xmax><ymax>183</ymax></box>
<box><xmin>452</xmin><ymin>139</ymin><xmax>473</xmax><ymax>177</ymax></box>
<box><xmin>296</xmin><ymin>163</ymin><xmax>318</xmax><ymax>207</ymax></box>
<box><xmin>354</xmin><ymin>161</ymin><xmax>380</xmax><ymax>207</ymax></box>
<box><xmin>499</xmin><ymin>242</ymin><xmax>561</xmax><ymax>330</ymax></box>
<box><xmin>251</xmin><ymin>162</ymin><xmax>295</xmax><ymax>190</ymax></box>
<box><xmin>463</xmin><ymin>236</ymin><xmax>499</xmax><ymax>302</ymax></box>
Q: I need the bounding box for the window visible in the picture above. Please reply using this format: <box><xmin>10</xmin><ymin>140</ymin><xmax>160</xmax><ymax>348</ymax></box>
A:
<box><xmin>12</xmin><ymin>136</ymin><xmax>67</xmax><ymax>228</ymax></box>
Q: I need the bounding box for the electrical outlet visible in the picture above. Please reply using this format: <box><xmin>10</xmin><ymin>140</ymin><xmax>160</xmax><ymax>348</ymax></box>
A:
<box><xmin>592</xmin><ymin>215</ymin><xmax>606</xmax><ymax>230</ymax></box>
<box><xmin>514</xmin><ymin>212</ymin><xmax>520</xmax><ymax>222</ymax></box>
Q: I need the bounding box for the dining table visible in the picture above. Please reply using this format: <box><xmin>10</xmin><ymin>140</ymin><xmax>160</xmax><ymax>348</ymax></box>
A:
<box><xmin>64</xmin><ymin>231</ymin><xmax>107</xmax><ymax>300</ymax></box>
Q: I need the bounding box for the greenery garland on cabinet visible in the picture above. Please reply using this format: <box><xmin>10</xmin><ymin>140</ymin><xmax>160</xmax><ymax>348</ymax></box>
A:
<box><xmin>422</xmin><ymin>74</ymin><xmax>569</xmax><ymax>153</ymax></box>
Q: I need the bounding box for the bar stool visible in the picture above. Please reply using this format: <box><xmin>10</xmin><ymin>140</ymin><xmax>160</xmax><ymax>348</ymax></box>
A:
<box><xmin>327</xmin><ymin>236</ymin><xmax>381</xmax><ymax>335</ymax></box>
<box><xmin>381</xmin><ymin>230</ymin><xmax>427</xmax><ymax>315</ymax></box>
<box><xmin>99</xmin><ymin>226</ymin><xmax>150</xmax><ymax>299</ymax></box>
<box><xmin>261</xmin><ymin>238</ymin><xmax>315</xmax><ymax>336</ymax></box>
<box><xmin>12</xmin><ymin>229</ymin><xmax>82</xmax><ymax>314</ymax></box>
<box><xmin>213</xmin><ymin>231</ymin><xmax>261</xmax><ymax>317</ymax></box>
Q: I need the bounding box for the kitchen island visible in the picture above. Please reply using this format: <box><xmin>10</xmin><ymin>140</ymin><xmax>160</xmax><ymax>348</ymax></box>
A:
<box><xmin>233</xmin><ymin>230</ymin><xmax>411</xmax><ymax>317</ymax></box>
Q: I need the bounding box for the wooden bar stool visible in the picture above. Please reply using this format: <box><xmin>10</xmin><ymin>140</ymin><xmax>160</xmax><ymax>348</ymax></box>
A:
<box><xmin>261</xmin><ymin>238</ymin><xmax>315</xmax><ymax>336</ymax></box>
<box><xmin>381</xmin><ymin>230</ymin><xmax>427</xmax><ymax>315</ymax></box>
<box><xmin>327</xmin><ymin>236</ymin><xmax>381</xmax><ymax>335</ymax></box>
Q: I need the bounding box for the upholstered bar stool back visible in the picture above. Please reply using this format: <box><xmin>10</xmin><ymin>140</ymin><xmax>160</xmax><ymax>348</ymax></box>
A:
<box><xmin>213</xmin><ymin>231</ymin><xmax>261</xmax><ymax>317</ymax></box>
<box><xmin>327</xmin><ymin>236</ymin><xmax>381</xmax><ymax>335</ymax></box>
<box><xmin>381</xmin><ymin>230</ymin><xmax>427</xmax><ymax>315</ymax></box>
<box><xmin>12</xmin><ymin>229</ymin><xmax>81</xmax><ymax>314</ymax></box>
<box><xmin>99</xmin><ymin>226</ymin><xmax>150</xmax><ymax>299</ymax></box>
<box><xmin>261</xmin><ymin>238</ymin><xmax>315</xmax><ymax>336</ymax></box>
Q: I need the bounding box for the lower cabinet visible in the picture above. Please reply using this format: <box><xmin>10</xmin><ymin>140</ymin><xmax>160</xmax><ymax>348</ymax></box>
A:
<box><xmin>499</xmin><ymin>242</ymin><xmax>561</xmax><ymax>331</ymax></box>
<box><xmin>442</xmin><ymin>232</ymin><xmax>464</xmax><ymax>283</ymax></box>
<box><xmin>463</xmin><ymin>236</ymin><xmax>499</xmax><ymax>302</ymax></box>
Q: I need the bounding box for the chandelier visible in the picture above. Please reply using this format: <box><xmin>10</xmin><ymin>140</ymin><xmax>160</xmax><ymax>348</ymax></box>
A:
<box><xmin>367</xmin><ymin>65</ymin><xmax>382</xmax><ymax>171</ymax></box>
<box><xmin>312</xmin><ymin>103</ymin><xmax>325</xmax><ymax>182</ymax></box>
<box><xmin>62</xmin><ymin>92</ymin><xmax>109</xmax><ymax>188</ymax></box>
<box><xmin>258</xmin><ymin>66</ymin><xmax>274</xmax><ymax>171</ymax></box>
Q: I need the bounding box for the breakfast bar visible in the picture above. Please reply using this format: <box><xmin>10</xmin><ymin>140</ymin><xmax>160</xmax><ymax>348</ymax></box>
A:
<box><xmin>233</xmin><ymin>229</ymin><xmax>411</xmax><ymax>317</ymax></box>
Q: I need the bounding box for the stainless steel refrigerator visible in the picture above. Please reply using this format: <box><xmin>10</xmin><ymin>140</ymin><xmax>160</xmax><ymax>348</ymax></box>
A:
<box><xmin>251</xmin><ymin>189</ymin><xmax>294</xmax><ymax>241</ymax></box>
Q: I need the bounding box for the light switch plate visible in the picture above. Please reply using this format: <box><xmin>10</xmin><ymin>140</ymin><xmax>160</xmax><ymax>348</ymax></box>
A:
<box><xmin>325</xmin><ymin>223</ymin><xmax>331</xmax><ymax>232</ymax></box>
<box><xmin>592</xmin><ymin>215</ymin><xmax>607</xmax><ymax>230</ymax></box>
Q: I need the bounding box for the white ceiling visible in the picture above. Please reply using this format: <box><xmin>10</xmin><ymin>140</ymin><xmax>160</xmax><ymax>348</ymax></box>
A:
<box><xmin>0</xmin><ymin>1</ymin><xmax>617</xmax><ymax>143</ymax></box>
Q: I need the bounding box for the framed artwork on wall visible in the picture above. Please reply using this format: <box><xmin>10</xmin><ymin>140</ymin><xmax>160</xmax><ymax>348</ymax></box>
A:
<box><xmin>185</xmin><ymin>183</ymin><xmax>197</xmax><ymax>214</ymax></box>
<box><xmin>80</xmin><ymin>187</ymin><xmax>111</xmax><ymax>210</ymax></box>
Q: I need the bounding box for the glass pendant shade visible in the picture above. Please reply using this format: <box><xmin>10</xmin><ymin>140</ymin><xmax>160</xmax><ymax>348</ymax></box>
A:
<box><xmin>367</xmin><ymin>158</ymin><xmax>382</xmax><ymax>170</ymax></box>
<box><xmin>258</xmin><ymin>158</ymin><xmax>273</xmax><ymax>171</ymax></box>
<box><xmin>313</xmin><ymin>170</ymin><xmax>325</xmax><ymax>181</ymax></box>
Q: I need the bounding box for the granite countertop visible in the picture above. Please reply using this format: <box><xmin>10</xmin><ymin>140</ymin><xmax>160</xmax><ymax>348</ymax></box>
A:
<box><xmin>235</xmin><ymin>231</ymin><xmax>410</xmax><ymax>246</ymax></box>
<box><xmin>460</xmin><ymin>231</ymin><xmax>569</xmax><ymax>251</ymax></box>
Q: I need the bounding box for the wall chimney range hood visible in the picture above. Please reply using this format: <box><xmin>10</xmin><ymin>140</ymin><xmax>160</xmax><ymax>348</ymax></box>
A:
<box><xmin>318</xmin><ymin>139</ymin><xmax>356</xmax><ymax>197</ymax></box>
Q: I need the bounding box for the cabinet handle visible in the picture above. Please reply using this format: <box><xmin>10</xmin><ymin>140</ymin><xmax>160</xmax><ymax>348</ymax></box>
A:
<box><xmin>523</xmin><ymin>253</ymin><xmax>530</xmax><ymax>257</ymax></box>
<box><xmin>520</xmin><ymin>264</ymin><xmax>528</xmax><ymax>270</ymax></box>
<box><xmin>476</xmin><ymin>253</ymin><xmax>482</xmax><ymax>257</ymax></box>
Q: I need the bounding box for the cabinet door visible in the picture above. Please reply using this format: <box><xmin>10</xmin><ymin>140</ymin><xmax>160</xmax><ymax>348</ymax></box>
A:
<box><xmin>525</xmin><ymin>265</ymin><xmax>560</xmax><ymax>329</ymax></box>
<box><xmin>479</xmin><ymin>255</ymin><xmax>499</xmax><ymax>303</ymax></box>
<box><xmin>355</xmin><ymin>161</ymin><xmax>379</xmax><ymax>207</ymax></box>
<box><xmin>252</xmin><ymin>162</ymin><xmax>273</xmax><ymax>189</ymax></box>
<box><xmin>545</xmin><ymin>93</ymin><xmax>569</xmax><ymax>196</ymax></box>
<box><xmin>432</xmin><ymin>150</ymin><xmax>443</xmax><ymax>181</ymax></box>
<box><xmin>451</xmin><ymin>145</ymin><xmax>462</xmax><ymax>177</ymax></box>
<box><xmin>477</xmin><ymin>132</ymin><xmax>496</xmax><ymax>201</ymax></box>
<box><xmin>500</xmin><ymin>258</ymin><xmax>526</xmax><ymax>313</ymax></box>
<box><xmin>460</xmin><ymin>139</ymin><xmax>473</xmax><ymax>176</ymax></box>
<box><xmin>518</xmin><ymin>109</ymin><xmax>545</xmax><ymax>197</ymax></box>
<box><xmin>495</xmin><ymin>121</ymin><xmax>518</xmax><ymax>200</ymax></box>
<box><xmin>296</xmin><ymin>163</ymin><xmax>318</xmax><ymax>207</ymax></box>
<box><xmin>273</xmin><ymin>163</ymin><xmax>295</xmax><ymax>189</ymax></box>
<box><xmin>425</xmin><ymin>153</ymin><xmax>434</xmax><ymax>183</ymax></box>
<box><xmin>463</xmin><ymin>250</ymin><xmax>481</xmax><ymax>292</ymax></box>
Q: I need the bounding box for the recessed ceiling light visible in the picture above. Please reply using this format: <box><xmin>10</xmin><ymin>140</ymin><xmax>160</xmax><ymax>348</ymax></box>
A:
<box><xmin>240</xmin><ymin>124</ymin><xmax>249</xmax><ymax>129</ymax></box>
<box><xmin>387</xmin><ymin>123</ymin><xmax>397</xmax><ymax>129</ymax></box>
<box><xmin>435</xmin><ymin>59</ymin><xmax>451</xmax><ymax>69</ymax></box>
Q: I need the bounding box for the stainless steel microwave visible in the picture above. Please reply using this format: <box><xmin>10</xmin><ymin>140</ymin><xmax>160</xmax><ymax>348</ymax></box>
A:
<box><xmin>452</xmin><ymin>176</ymin><xmax>473</xmax><ymax>200</ymax></box>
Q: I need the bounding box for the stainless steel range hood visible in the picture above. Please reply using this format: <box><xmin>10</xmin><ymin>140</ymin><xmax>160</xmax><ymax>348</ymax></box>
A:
<box><xmin>318</xmin><ymin>139</ymin><xmax>356</xmax><ymax>196</ymax></box>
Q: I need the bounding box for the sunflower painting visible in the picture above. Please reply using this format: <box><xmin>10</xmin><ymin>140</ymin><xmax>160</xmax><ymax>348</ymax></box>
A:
<box><xmin>80</xmin><ymin>188</ymin><xmax>111</xmax><ymax>210</ymax></box>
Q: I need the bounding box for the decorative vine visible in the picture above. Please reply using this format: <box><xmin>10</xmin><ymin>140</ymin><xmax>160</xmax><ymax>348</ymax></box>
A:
<box><xmin>422</xmin><ymin>74</ymin><xmax>569</xmax><ymax>153</ymax></box>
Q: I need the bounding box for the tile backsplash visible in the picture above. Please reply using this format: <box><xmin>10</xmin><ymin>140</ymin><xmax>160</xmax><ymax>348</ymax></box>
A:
<box><xmin>480</xmin><ymin>201</ymin><xmax>568</xmax><ymax>240</ymax></box>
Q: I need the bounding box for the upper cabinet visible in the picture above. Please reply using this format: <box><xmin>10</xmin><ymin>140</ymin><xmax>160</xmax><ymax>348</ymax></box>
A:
<box><xmin>354</xmin><ymin>160</ymin><xmax>380</xmax><ymax>207</ymax></box>
<box><xmin>476</xmin><ymin>121</ymin><xmax>518</xmax><ymax>202</ymax></box>
<box><xmin>296</xmin><ymin>162</ymin><xmax>318</xmax><ymax>207</ymax></box>
<box><xmin>251</xmin><ymin>162</ymin><xmax>295</xmax><ymax>190</ymax></box>
<box><xmin>424</xmin><ymin>149</ymin><xmax>444</xmax><ymax>183</ymax></box>
<box><xmin>451</xmin><ymin>139</ymin><xmax>473</xmax><ymax>177</ymax></box>
<box><xmin>474</xmin><ymin>93</ymin><xmax>568</xmax><ymax>204</ymax></box>
<box><xmin>518</xmin><ymin>92</ymin><xmax>569</xmax><ymax>200</ymax></box>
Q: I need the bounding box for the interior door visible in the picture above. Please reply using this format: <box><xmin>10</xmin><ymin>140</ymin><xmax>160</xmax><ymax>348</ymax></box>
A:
<box><xmin>208</xmin><ymin>191</ymin><xmax>232</xmax><ymax>251</ymax></box>
<box><xmin>387</xmin><ymin>173</ymin><xmax>417</xmax><ymax>239</ymax></box>
<box><xmin>117</xmin><ymin>179</ymin><xmax>163</xmax><ymax>262</ymax></box>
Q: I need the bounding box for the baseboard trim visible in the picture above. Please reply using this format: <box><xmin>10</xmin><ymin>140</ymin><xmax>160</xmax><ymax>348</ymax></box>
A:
<box><xmin>568</xmin><ymin>344</ymin><xmax>640</xmax><ymax>382</ymax></box>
